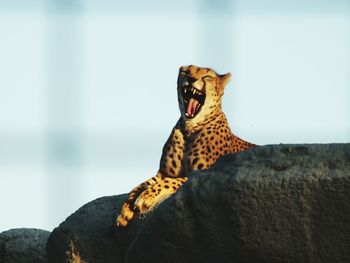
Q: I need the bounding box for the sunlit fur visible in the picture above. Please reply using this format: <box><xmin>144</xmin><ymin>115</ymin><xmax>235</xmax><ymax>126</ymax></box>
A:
<box><xmin>116</xmin><ymin>65</ymin><xmax>255</xmax><ymax>227</ymax></box>
<box><xmin>177</xmin><ymin>65</ymin><xmax>231</xmax><ymax>132</ymax></box>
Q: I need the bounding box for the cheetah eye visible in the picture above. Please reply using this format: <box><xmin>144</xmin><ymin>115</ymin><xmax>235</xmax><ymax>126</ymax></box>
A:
<box><xmin>203</xmin><ymin>76</ymin><xmax>214</xmax><ymax>81</ymax></box>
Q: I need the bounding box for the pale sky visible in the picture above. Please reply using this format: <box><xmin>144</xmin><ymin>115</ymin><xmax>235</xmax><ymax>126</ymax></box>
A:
<box><xmin>0</xmin><ymin>0</ymin><xmax>349</xmax><ymax>232</ymax></box>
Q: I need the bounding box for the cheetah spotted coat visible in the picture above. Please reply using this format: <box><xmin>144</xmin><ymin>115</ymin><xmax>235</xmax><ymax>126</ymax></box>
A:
<box><xmin>116</xmin><ymin>65</ymin><xmax>255</xmax><ymax>227</ymax></box>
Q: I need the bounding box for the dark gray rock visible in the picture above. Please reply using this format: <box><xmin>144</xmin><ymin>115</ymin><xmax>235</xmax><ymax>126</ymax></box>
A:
<box><xmin>47</xmin><ymin>144</ymin><xmax>350</xmax><ymax>263</ymax></box>
<box><xmin>47</xmin><ymin>194</ymin><xmax>137</xmax><ymax>263</ymax></box>
<box><xmin>126</xmin><ymin>144</ymin><xmax>350</xmax><ymax>263</ymax></box>
<box><xmin>0</xmin><ymin>228</ymin><xmax>50</xmax><ymax>263</ymax></box>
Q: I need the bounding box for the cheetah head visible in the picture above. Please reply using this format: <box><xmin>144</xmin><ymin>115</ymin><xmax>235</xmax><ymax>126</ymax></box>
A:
<box><xmin>177</xmin><ymin>65</ymin><xmax>231</xmax><ymax>122</ymax></box>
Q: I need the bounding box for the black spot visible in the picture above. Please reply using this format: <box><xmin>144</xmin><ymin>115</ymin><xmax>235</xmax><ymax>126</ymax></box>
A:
<box><xmin>170</xmin><ymin>168</ymin><xmax>175</xmax><ymax>175</ymax></box>
<box><xmin>198</xmin><ymin>163</ymin><xmax>204</xmax><ymax>169</ymax></box>
<box><xmin>207</xmin><ymin>146</ymin><xmax>211</xmax><ymax>153</ymax></box>
<box><xmin>165</xmin><ymin>185</ymin><xmax>169</xmax><ymax>189</ymax></box>
<box><xmin>169</xmin><ymin>153</ymin><xmax>174</xmax><ymax>158</ymax></box>
<box><xmin>192</xmin><ymin>157</ymin><xmax>199</xmax><ymax>165</ymax></box>
<box><xmin>173</xmin><ymin>186</ymin><xmax>177</xmax><ymax>190</ymax></box>
<box><xmin>172</xmin><ymin>160</ymin><xmax>177</xmax><ymax>168</ymax></box>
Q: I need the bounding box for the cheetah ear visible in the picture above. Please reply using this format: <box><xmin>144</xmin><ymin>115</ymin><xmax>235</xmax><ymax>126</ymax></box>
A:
<box><xmin>217</xmin><ymin>73</ymin><xmax>231</xmax><ymax>95</ymax></box>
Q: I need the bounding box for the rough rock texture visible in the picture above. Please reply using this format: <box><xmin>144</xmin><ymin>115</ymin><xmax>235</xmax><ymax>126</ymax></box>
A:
<box><xmin>126</xmin><ymin>144</ymin><xmax>350</xmax><ymax>263</ymax></box>
<box><xmin>47</xmin><ymin>144</ymin><xmax>350</xmax><ymax>263</ymax></box>
<box><xmin>46</xmin><ymin>195</ymin><xmax>132</xmax><ymax>263</ymax></box>
<box><xmin>0</xmin><ymin>228</ymin><xmax>50</xmax><ymax>263</ymax></box>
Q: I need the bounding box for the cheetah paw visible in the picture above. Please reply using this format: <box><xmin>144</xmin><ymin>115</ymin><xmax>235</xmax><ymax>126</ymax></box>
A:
<box><xmin>116</xmin><ymin>203</ymin><xmax>134</xmax><ymax>227</ymax></box>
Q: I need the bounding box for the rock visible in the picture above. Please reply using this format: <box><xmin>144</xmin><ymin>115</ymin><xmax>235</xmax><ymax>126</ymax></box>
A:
<box><xmin>0</xmin><ymin>228</ymin><xmax>50</xmax><ymax>263</ymax></box>
<box><xmin>126</xmin><ymin>144</ymin><xmax>350</xmax><ymax>263</ymax></box>
<box><xmin>47</xmin><ymin>144</ymin><xmax>350</xmax><ymax>263</ymax></box>
<box><xmin>47</xmin><ymin>194</ymin><xmax>139</xmax><ymax>263</ymax></box>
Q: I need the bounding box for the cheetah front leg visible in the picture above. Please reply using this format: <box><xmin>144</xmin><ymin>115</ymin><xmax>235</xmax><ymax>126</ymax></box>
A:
<box><xmin>134</xmin><ymin>176</ymin><xmax>188</xmax><ymax>215</ymax></box>
<box><xmin>116</xmin><ymin>127</ymin><xmax>186</xmax><ymax>227</ymax></box>
<box><xmin>116</xmin><ymin>173</ymin><xmax>161</xmax><ymax>227</ymax></box>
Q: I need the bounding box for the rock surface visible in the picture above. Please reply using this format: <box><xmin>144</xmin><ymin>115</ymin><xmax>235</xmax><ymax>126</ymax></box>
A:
<box><xmin>0</xmin><ymin>228</ymin><xmax>50</xmax><ymax>263</ymax></box>
<box><xmin>47</xmin><ymin>144</ymin><xmax>350</xmax><ymax>263</ymax></box>
<box><xmin>46</xmin><ymin>195</ymin><xmax>132</xmax><ymax>263</ymax></box>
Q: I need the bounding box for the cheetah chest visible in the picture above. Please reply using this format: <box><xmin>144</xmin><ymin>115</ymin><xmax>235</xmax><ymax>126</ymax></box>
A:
<box><xmin>185</xmin><ymin>125</ymin><xmax>233</xmax><ymax>172</ymax></box>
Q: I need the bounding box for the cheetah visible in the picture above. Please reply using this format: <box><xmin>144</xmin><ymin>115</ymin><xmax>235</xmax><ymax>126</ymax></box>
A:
<box><xmin>116</xmin><ymin>65</ymin><xmax>255</xmax><ymax>227</ymax></box>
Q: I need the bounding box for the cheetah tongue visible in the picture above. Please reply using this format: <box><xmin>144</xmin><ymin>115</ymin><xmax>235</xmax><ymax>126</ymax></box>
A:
<box><xmin>186</xmin><ymin>98</ymin><xmax>199</xmax><ymax>117</ymax></box>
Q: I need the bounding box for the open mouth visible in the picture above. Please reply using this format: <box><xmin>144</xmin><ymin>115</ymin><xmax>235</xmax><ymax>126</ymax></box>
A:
<box><xmin>182</xmin><ymin>86</ymin><xmax>206</xmax><ymax>118</ymax></box>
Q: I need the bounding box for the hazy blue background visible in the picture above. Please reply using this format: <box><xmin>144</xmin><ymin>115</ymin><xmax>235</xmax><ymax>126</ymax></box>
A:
<box><xmin>0</xmin><ymin>0</ymin><xmax>349</xmax><ymax>232</ymax></box>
